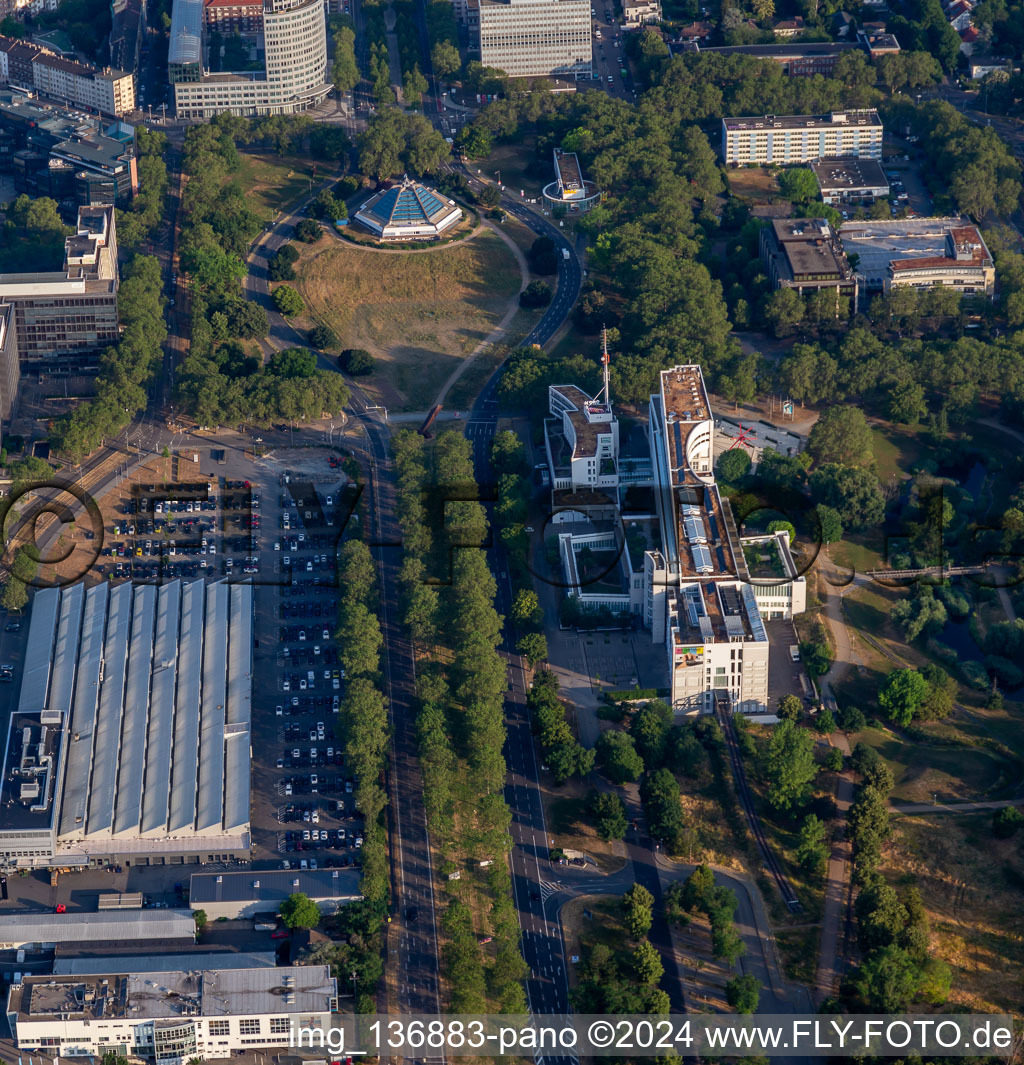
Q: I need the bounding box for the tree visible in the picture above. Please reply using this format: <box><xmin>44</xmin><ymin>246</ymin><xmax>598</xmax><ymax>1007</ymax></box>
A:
<box><xmin>777</xmin><ymin>694</ymin><xmax>802</xmax><ymax>721</ymax></box>
<box><xmin>1</xmin><ymin>573</ymin><xmax>28</xmax><ymax>612</ymax></box>
<box><xmin>520</xmin><ymin>280</ymin><xmax>552</xmax><ymax>308</ymax></box>
<box><xmin>516</xmin><ymin>631</ymin><xmax>548</xmax><ymax>666</ymax></box>
<box><xmin>809</xmin><ymin>464</ymin><xmax>885</xmax><ymax>529</ymax></box>
<box><xmin>796</xmin><ymin>813</ymin><xmax>829</xmax><ymax>877</ymax></box>
<box><xmin>193</xmin><ymin>909</ymin><xmax>208</xmax><ymax>933</ymax></box>
<box><xmin>510</xmin><ymin>588</ymin><xmax>542</xmax><ymax>626</ymax></box>
<box><xmin>330</xmin><ymin>25</ymin><xmax>359</xmax><ymax>92</ymax></box>
<box><xmin>478</xmin><ymin>183</ymin><xmax>501</xmax><ymax>208</ymax></box>
<box><xmin>848</xmin><ymin>944</ymin><xmax>920</xmax><ymax>1012</ymax></box>
<box><xmin>716</xmin><ymin>448</ymin><xmax>751</xmax><ymax>484</ymax></box>
<box><xmin>824</xmin><ymin>746</ymin><xmax>844</xmax><ymax>771</ymax></box>
<box><xmin>309</xmin><ymin>324</ymin><xmax>338</xmax><ymax>350</ymax></box>
<box><xmin>766</xmin><ymin>519</ymin><xmax>796</xmax><ymax>540</ymax></box>
<box><xmin>807</xmin><ymin>406</ymin><xmax>874</xmax><ymax>467</ymax></box>
<box><xmin>269</xmin><ymin>347</ymin><xmax>317</xmax><ymax>378</ymax></box>
<box><xmin>763</xmin><ymin>719</ymin><xmax>816</xmax><ymax>811</ymax></box>
<box><xmin>229</xmin><ymin>300</ymin><xmax>269</xmax><ymax>339</ymax></box>
<box><xmin>725</xmin><ymin>972</ymin><xmax>760</xmax><ymax>1014</ymax></box>
<box><xmin>340</xmin><ymin>348</ymin><xmax>376</xmax><ymax>375</ymax></box>
<box><xmin>993</xmin><ymin>806</ymin><xmax>1023</xmax><ymax>838</ymax></box>
<box><xmin>816</xmin><ymin>708</ymin><xmax>837</xmax><ymax>734</ymax></box>
<box><xmin>814</xmin><ymin>503</ymin><xmax>843</xmax><ymax>546</ymax></box>
<box><xmin>402</xmin><ymin>65</ymin><xmax>429</xmax><ymax>107</ymax></box>
<box><xmin>878</xmin><ymin>668</ymin><xmax>929</xmax><ymax>726</ymax></box>
<box><xmin>273</xmin><ymin>286</ymin><xmax>305</xmax><ymax>316</ymax></box>
<box><xmin>588</xmin><ymin>790</ymin><xmax>628</xmax><ymax>841</ymax></box>
<box><xmin>279</xmin><ymin>892</ymin><xmax>323</xmax><ymax>929</ymax></box>
<box><xmin>596</xmin><ymin>729</ymin><xmax>644</xmax><ymax>784</ymax></box>
<box><xmin>777</xmin><ymin>167</ymin><xmax>819</xmax><ymax>203</ymax></box>
<box><xmin>679</xmin><ymin>863</ymin><xmax>715</xmax><ymax>912</ymax></box>
<box><xmin>622</xmin><ymin>883</ymin><xmax>654</xmax><ymax>939</ymax></box>
<box><xmin>432</xmin><ymin>40</ymin><xmax>461</xmax><ymax>80</ymax></box>
<box><xmin>295</xmin><ymin>218</ymin><xmax>322</xmax><ymax>243</ymax></box>
<box><xmin>762</xmin><ymin>287</ymin><xmax>804</xmax><ymax>337</ymax></box>
<box><xmin>528</xmin><ymin>236</ymin><xmax>560</xmax><ymax>276</ymax></box>
<box><xmin>640</xmin><ymin>767</ymin><xmax>687</xmax><ymax>853</ymax></box>
<box><xmin>633</xmin><ymin>940</ymin><xmax>664</xmax><ymax>985</ymax></box>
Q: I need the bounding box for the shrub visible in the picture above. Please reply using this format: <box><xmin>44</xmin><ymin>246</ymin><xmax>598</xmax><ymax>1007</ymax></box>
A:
<box><xmin>339</xmin><ymin>348</ymin><xmax>375</xmax><ymax>375</ymax></box>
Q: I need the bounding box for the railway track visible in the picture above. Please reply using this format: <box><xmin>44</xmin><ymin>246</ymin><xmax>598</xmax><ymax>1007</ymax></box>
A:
<box><xmin>716</xmin><ymin>700</ymin><xmax>802</xmax><ymax>913</ymax></box>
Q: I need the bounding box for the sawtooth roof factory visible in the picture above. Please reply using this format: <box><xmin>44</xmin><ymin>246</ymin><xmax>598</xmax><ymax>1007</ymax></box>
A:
<box><xmin>0</xmin><ymin>579</ymin><xmax>253</xmax><ymax>870</ymax></box>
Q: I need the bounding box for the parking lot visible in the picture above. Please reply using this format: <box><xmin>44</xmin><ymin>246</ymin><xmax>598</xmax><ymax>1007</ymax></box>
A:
<box><xmin>240</xmin><ymin>456</ymin><xmax>366</xmax><ymax>872</ymax></box>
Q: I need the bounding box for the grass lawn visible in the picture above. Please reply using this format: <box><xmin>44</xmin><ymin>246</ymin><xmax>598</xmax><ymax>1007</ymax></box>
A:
<box><xmin>856</xmin><ymin>724</ymin><xmax>1018</xmax><ymax>803</ymax></box>
<box><xmin>828</xmin><ymin>534</ymin><xmax>886</xmax><ymax>575</ymax></box>
<box><xmin>883</xmin><ymin>813</ymin><xmax>1024</xmax><ymax>1014</ymax></box>
<box><xmin>228</xmin><ymin>154</ymin><xmax>320</xmax><ymax>223</ymax></box>
<box><xmin>295</xmin><ymin>230</ymin><xmax>522</xmax><ymax>410</ymax></box>
<box><xmin>870</xmin><ymin>423</ymin><xmax>926</xmax><ymax>482</ymax></box>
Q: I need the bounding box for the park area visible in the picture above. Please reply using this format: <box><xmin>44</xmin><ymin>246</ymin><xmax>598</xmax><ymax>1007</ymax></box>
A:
<box><xmin>228</xmin><ymin>154</ymin><xmax>321</xmax><ymax>223</ymax></box>
<box><xmin>294</xmin><ymin>231</ymin><xmax>523</xmax><ymax>410</ymax></box>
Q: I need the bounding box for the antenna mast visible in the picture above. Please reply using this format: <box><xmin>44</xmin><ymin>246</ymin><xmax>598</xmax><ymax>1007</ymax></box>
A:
<box><xmin>600</xmin><ymin>324</ymin><xmax>611</xmax><ymax>405</ymax></box>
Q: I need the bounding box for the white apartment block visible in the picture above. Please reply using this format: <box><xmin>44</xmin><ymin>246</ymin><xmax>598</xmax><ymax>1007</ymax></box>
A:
<box><xmin>721</xmin><ymin>109</ymin><xmax>883</xmax><ymax>165</ymax></box>
<box><xmin>6</xmin><ymin>967</ymin><xmax>337</xmax><ymax>1064</ymax></box>
<box><xmin>477</xmin><ymin>0</ymin><xmax>592</xmax><ymax>79</ymax></box>
<box><xmin>172</xmin><ymin>0</ymin><xmax>330</xmax><ymax>117</ymax></box>
<box><xmin>30</xmin><ymin>61</ymin><xmax>135</xmax><ymax>116</ymax></box>
<box><xmin>0</xmin><ymin>36</ymin><xmax>135</xmax><ymax>116</ymax></box>
<box><xmin>623</xmin><ymin>0</ymin><xmax>661</xmax><ymax>23</ymax></box>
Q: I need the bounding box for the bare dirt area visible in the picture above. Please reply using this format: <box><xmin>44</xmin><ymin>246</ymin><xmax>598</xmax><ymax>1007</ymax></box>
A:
<box><xmin>726</xmin><ymin>166</ymin><xmax>782</xmax><ymax>203</ymax></box>
<box><xmin>883</xmin><ymin>812</ymin><xmax>1024</xmax><ymax>1014</ymax></box>
<box><xmin>255</xmin><ymin>446</ymin><xmax>349</xmax><ymax>484</ymax></box>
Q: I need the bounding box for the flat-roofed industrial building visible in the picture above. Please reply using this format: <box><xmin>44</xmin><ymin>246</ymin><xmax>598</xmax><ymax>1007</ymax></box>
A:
<box><xmin>810</xmin><ymin>156</ymin><xmax>890</xmax><ymax>204</ymax></box>
<box><xmin>0</xmin><ymin>911</ymin><xmax>197</xmax><ymax>950</ymax></box>
<box><xmin>189</xmin><ymin>869</ymin><xmax>362</xmax><ymax>919</ymax></box>
<box><xmin>0</xmin><ymin>579</ymin><xmax>253</xmax><ymax>870</ymax></box>
<box><xmin>6</xmin><ymin>965</ymin><xmax>337</xmax><ymax>1062</ymax></box>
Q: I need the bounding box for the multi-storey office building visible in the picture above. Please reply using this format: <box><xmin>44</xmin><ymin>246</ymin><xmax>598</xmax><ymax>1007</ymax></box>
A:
<box><xmin>646</xmin><ymin>366</ymin><xmax>770</xmax><ymax>714</ymax></box>
<box><xmin>759</xmin><ymin>217</ymin><xmax>858</xmax><ymax>300</ymax></box>
<box><xmin>203</xmin><ymin>0</ymin><xmax>264</xmax><ymax>32</ymax></box>
<box><xmin>477</xmin><ymin>0</ymin><xmax>592</xmax><ymax>79</ymax></box>
<box><xmin>721</xmin><ymin>108</ymin><xmax>884</xmax><ymax>165</ymax></box>
<box><xmin>0</xmin><ymin>91</ymin><xmax>139</xmax><ymax>206</ymax></box>
<box><xmin>0</xmin><ymin>204</ymin><xmax>119</xmax><ymax>367</ymax></box>
<box><xmin>6</xmin><ymin>966</ymin><xmax>337</xmax><ymax>1063</ymax></box>
<box><xmin>839</xmin><ymin>217</ymin><xmax>995</xmax><ymax>296</ymax></box>
<box><xmin>0</xmin><ymin>302</ymin><xmax>19</xmax><ymax>423</ymax></box>
<box><xmin>170</xmin><ymin>0</ymin><xmax>330</xmax><ymax>116</ymax></box>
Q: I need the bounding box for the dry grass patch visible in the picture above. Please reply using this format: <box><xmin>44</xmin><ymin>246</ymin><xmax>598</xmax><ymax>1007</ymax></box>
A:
<box><xmin>296</xmin><ymin>231</ymin><xmax>522</xmax><ymax>410</ymax></box>
<box><xmin>726</xmin><ymin>166</ymin><xmax>781</xmax><ymax>202</ymax></box>
<box><xmin>544</xmin><ymin>783</ymin><xmax>627</xmax><ymax>874</ymax></box>
<box><xmin>884</xmin><ymin>813</ymin><xmax>1024</xmax><ymax>1014</ymax></box>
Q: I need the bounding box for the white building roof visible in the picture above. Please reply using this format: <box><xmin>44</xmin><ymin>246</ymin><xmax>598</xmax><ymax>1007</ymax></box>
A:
<box><xmin>0</xmin><ymin>910</ymin><xmax>196</xmax><ymax>948</ymax></box>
